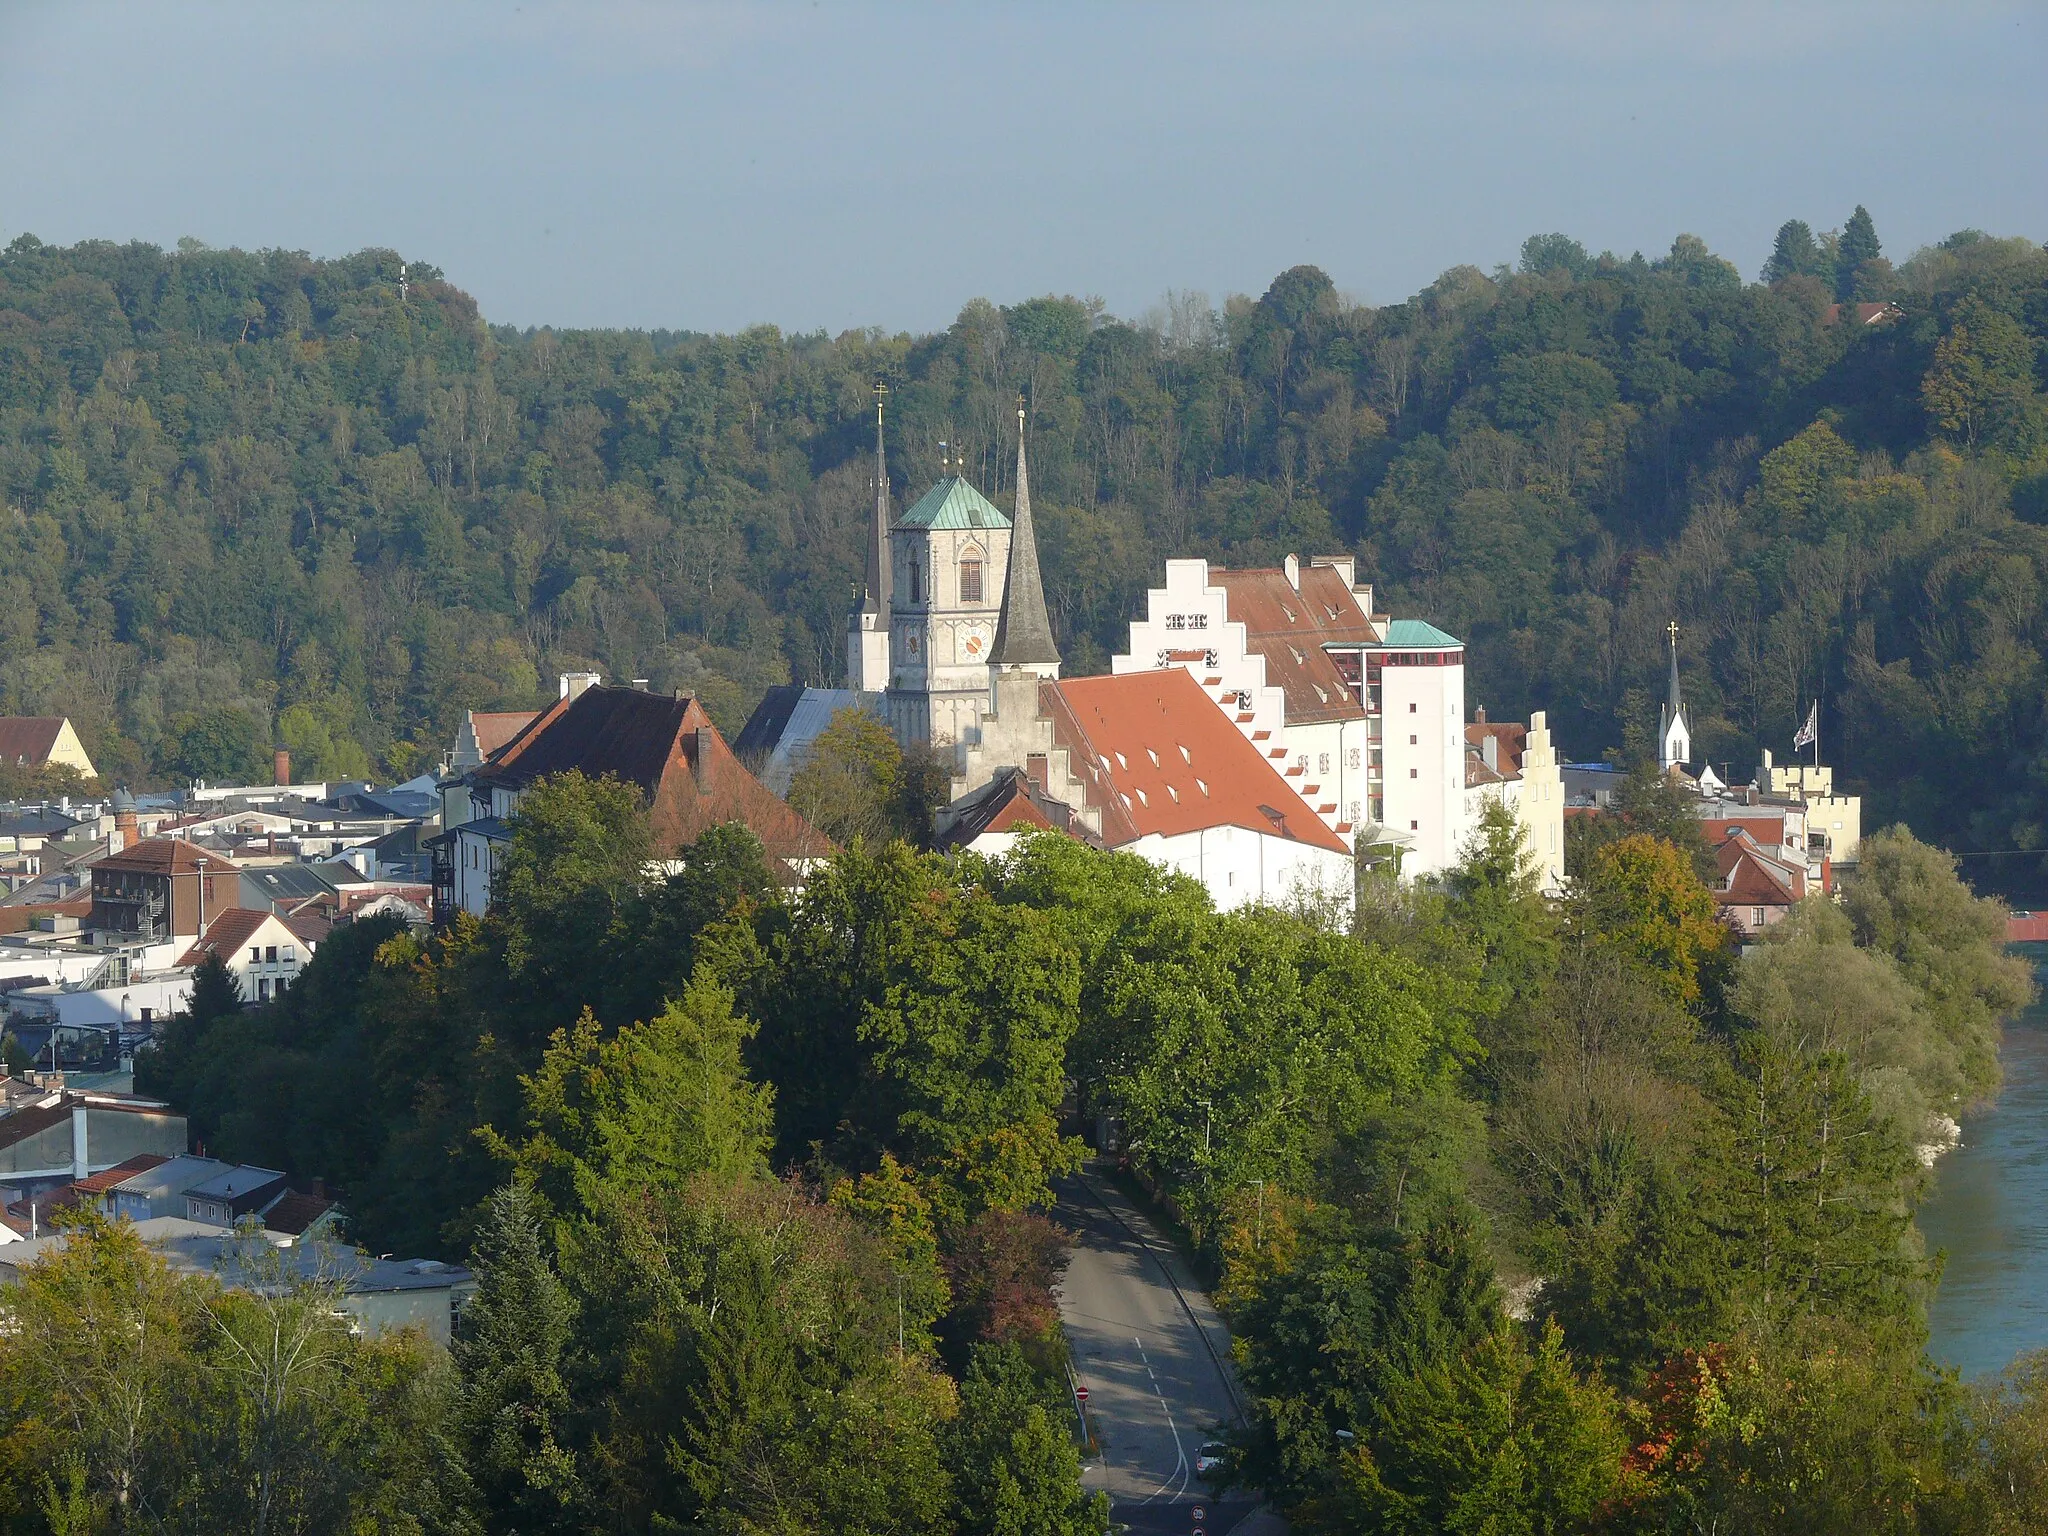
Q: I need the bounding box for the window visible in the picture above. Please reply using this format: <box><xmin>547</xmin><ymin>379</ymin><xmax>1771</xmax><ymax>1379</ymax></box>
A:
<box><xmin>1409</xmin><ymin>768</ymin><xmax>1418</xmax><ymax>778</ymax></box>
<box><xmin>283</xmin><ymin>946</ymin><xmax>295</xmax><ymax>963</ymax></box>
<box><xmin>1190</xmin><ymin>613</ymin><xmax>1208</xmax><ymax>630</ymax></box>
<box><xmin>1408</xmin><ymin>702</ymin><xmax>1417</xmax><ymax>713</ymax></box>
<box><xmin>1751</xmin><ymin>907</ymin><xmax>1766</xmax><ymax>927</ymax></box>
<box><xmin>909</xmin><ymin>557</ymin><xmax>924</xmax><ymax>604</ymax></box>
<box><xmin>249</xmin><ymin>946</ymin><xmax>261</xmax><ymax>962</ymax></box>
<box><xmin>258</xmin><ymin>978</ymin><xmax>272</xmax><ymax>1000</ymax></box>
<box><xmin>1346</xmin><ymin>748</ymin><xmax>1360</xmax><ymax>769</ymax></box>
<box><xmin>1409</xmin><ymin>734</ymin><xmax>1417</xmax><ymax>745</ymax></box>
<box><xmin>1296</xmin><ymin>754</ymin><xmax>1308</xmax><ymax>770</ymax></box>
<box><xmin>959</xmin><ymin>558</ymin><xmax>983</xmax><ymax>604</ymax></box>
<box><xmin>1166</xmin><ymin>613</ymin><xmax>1186</xmax><ymax>631</ymax></box>
<box><xmin>1409</xmin><ymin>820</ymin><xmax>1419</xmax><ymax>831</ymax></box>
<box><xmin>265</xmin><ymin>945</ymin><xmax>278</xmax><ymax>963</ymax></box>
<box><xmin>1318</xmin><ymin>754</ymin><xmax>1329</xmax><ymax>774</ymax></box>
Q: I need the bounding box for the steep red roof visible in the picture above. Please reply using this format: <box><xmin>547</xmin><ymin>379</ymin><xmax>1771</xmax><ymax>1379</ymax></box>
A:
<box><xmin>179</xmin><ymin>907</ymin><xmax>283</xmax><ymax>966</ymax></box>
<box><xmin>72</xmin><ymin>1153</ymin><xmax>170</xmax><ymax>1196</ymax></box>
<box><xmin>1466</xmin><ymin>719</ymin><xmax>1526</xmax><ymax>776</ymax></box>
<box><xmin>1040</xmin><ymin>670</ymin><xmax>1347</xmax><ymax>854</ymax></box>
<box><xmin>1211</xmin><ymin>563</ymin><xmax>1375</xmax><ymax>725</ymax></box>
<box><xmin>934</xmin><ymin>767</ymin><xmax>1102</xmax><ymax>853</ymax></box>
<box><xmin>470</xmin><ymin>711</ymin><xmax>539</xmax><ymax>760</ymax></box>
<box><xmin>1714</xmin><ymin>827</ymin><xmax>1805</xmax><ymax>909</ymax></box>
<box><xmin>475</xmin><ymin>686</ymin><xmax>831</xmax><ymax>870</ymax></box>
<box><xmin>0</xmin><ymin>718</ymin><xmax>67</xmax><ymax>765</ymax></box>
<box><xmin>97</xmin><ymin>838</ymin><xmax>239</xmax><ymax>876</ymax></box>
<box><xmin>262</xmin><ymin>1189</ymin><xmax>337</xmax><ymax>1236</ymax></box>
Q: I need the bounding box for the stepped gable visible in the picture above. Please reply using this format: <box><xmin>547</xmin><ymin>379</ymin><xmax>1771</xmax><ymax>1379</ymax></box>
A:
<box><xmin>1040</xmin><ymin>669</ymin><xmax>1346</xmax><ymax>853</ymax></box>
<box><xmin>1211</xmin><ymin>563</ymin><xmax>1373</xmax><ymax>724</ymax></box>
<box><xmin>469</xmin><ymin>711</ymin><xmax>539</xmax><ymax>760</ymax></box>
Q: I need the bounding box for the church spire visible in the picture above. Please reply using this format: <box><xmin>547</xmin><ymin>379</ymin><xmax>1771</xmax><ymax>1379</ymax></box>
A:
<box><xmin>992</xmin><ymin>396</ymin><xmax>1060</xmax><ymax>672</ymax></box>
<box><xmin>1659</xmin><ymin>619</ymin><xmax>1691</xmax><ymax>771</ymax></box>
<box><xmin>860</xmin><ymin>378</ymin><xmax>891</xmax><ymax>617</ymax></box>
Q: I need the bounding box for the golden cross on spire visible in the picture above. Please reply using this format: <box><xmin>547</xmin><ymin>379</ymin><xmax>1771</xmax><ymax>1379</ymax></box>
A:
<box><xmin>1017</xmin><ymin>390</ymin><xmax>1027</xmax><ymax>426</ymax></box>
<box><xmin>1667</xmin><ymin>620</ymin><xmax>1680</xmax><ymax>645</ymax></box>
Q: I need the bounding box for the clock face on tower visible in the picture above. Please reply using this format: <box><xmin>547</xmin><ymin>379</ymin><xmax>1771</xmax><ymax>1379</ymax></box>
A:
<box><xmin>958</xmin><ymin>622</ymin><xmax>992</xmax><ymax>662</ymax></box>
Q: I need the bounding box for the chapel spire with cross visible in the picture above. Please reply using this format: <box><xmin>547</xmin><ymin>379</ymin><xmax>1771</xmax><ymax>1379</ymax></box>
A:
<box><xmin>1658</xmin><ymin>619</ymin><xmax>1691</xmax><ymax>772</ymax></box>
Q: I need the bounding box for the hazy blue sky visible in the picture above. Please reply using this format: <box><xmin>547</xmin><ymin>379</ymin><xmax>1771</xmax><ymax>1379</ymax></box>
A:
<box><xmin>3</xmin><ymin>2</ymin><xmax>2042</xmax><ymax>333</ymax></box>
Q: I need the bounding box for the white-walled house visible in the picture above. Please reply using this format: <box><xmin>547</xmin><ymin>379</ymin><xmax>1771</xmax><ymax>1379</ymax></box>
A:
<box><xmin>180</xmin><ymin>909</ymin><xmax>319</xmax><ymax>1004</ymax></box>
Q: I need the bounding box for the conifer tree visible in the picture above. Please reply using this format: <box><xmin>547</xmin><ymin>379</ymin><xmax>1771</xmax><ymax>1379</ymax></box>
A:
<box><xmin>453</xmin><ymin>1181</ymin><xmax>585</xmax><ymax>1533</ymax></box>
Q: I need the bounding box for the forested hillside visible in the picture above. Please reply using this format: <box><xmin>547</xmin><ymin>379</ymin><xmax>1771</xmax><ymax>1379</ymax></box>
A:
<box><xmin>2</xmin><ymin>219</ymin><xmax>2044</xmax><ymax>868</ymax></box>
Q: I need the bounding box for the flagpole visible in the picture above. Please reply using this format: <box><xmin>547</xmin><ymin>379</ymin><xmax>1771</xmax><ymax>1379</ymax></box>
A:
<box><xmin>1813</xmin><ymin>700</ymin><xmax>1820</xmax><ymax>769</ymax></box>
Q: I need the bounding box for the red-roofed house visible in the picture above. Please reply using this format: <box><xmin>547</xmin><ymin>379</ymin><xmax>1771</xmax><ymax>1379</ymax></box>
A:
<box><xmin>1713</xmin><ymin>826</ymin><xmax>1808</xmax><ymax>936</ymax></box>
<box><xmin>0</xmin><ymin>717</ymin><xmax>96</xmax><ymax>779</ymax></box>
<box><xmin>179</xmin><ymin>908</ymin><xmax>319</xmax><ymax>1003</ymax></box>
<box><xmin>435</xmin><ymin>683</ymin><xmax>831</xmax><ymax>921</ymax></box>
<box><xmin>950</xmin><ymin>668</ymin><xmax>1355</xmax><ymax>912</ymax></box>
<box><xmin>88</xmin><ymin>840</ymin><xmax>238</xmax><ymax>941</ymax></box>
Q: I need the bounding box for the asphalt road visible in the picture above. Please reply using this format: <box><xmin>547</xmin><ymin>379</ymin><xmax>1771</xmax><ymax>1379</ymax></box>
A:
<box><xmin>1054</xmin><ymin>1168</ymin><xmax>1283</xmax><ymax>1536</ymax></box>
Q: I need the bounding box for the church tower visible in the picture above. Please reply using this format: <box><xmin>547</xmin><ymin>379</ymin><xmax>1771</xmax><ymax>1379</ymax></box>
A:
<box><xmin>886</xmin><ymin>445</ymin><xmax>1014</xmax><ymax>747</ymax></box>
<box><xmin>1659</xmin><ymin>620</ymin><xmax>1691</xmax><ymax>772</ymax></box>
<box><xmin>846</xmin><ymin>379</ymin><xmax>892</xmax><ymax>691</ymax></box>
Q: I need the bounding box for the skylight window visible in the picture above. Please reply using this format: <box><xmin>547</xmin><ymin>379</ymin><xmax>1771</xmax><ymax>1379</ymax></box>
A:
<box><xmin>1146</xmin><ymin>748</ymin><xmax>1160</xmax><ymax>768</ymax></box>
<box><xmin>1178</xmin><ymin>745</ymin><xmax>1191</xmax><ymax>763</ymax></box>
<box><xmin>1196</xmin><ymin>778</ymin><xmax>1209</xmax><ymax>795</ymax></box>
<box><xmin>1166</xmin><ymin>785</ymin><xmax>1180</xmax><ymax>803</ymax></box>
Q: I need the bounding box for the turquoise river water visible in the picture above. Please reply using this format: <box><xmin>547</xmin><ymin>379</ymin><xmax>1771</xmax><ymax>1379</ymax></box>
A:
<box><xmin>1918</xmin><ymin>958</ymin><xmax>2048</xmax><ymax>1379</ymax></box>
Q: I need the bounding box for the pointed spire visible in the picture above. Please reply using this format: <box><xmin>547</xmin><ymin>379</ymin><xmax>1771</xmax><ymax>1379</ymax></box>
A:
<box><xmin>860</xmin><ymin>378</ymin><xmax>890</xmax><ymax>617</ymax></box>
<box><xmin>992</xmin><ymin>396</ymin><xmax>1060</xmax><ymax>670</ymax></box>
<box><xmin>1666</xmin><ymin>619</ymin><xmax>1683</xmax><ymax>714</ymax></box>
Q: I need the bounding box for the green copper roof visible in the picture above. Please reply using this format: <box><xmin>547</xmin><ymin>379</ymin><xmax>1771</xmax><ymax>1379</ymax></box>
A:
<box><xmin>1383</xmin><ymin>618</ymin><xmax>1463</xmax><ymax>648</ymax></box>
<box><xmin>895</xmin><ymin>475</ymin><xmax>1011</xmax><ymax>531</ymax></box>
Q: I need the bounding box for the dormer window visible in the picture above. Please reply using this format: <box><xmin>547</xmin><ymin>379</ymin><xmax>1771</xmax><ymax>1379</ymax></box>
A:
<box><xmin>959</xmin><ymin>556</ymin><xmax>983</xmax><ymax>604</ymax></box>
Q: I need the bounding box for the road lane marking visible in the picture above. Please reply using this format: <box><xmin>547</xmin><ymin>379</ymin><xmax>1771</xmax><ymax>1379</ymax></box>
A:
<box><xmin>1135</xmin><ymin>1335</ymin><xmax>1191</xmax><ymax>1505</ymax></box>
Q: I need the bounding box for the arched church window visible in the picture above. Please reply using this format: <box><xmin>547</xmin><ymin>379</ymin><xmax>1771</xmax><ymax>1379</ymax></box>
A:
<box><xmin>959</xmin><ymin>555</ymin><xmax>983</xmax><ymax>604</ymax></box>
<box><xmin>908</xmin><ymin>556</ymin><xmax>923</xmax><ymax>605</ymax></box>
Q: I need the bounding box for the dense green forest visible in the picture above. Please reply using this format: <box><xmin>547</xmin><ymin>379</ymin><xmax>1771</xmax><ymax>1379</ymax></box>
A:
<box><xmin>2</xmin><ymin>218</ymin><xmax>2046</xmax><ymax>873</ymax></box>
<box><xmin>78</xmin><ymin>770</ymin><xmax>2040</xmax><ymax>1534</ymax></box>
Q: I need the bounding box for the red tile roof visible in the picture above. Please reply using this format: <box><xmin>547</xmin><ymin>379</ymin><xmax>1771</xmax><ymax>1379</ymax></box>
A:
<box><xmin>934</xmin><ymin>767</ymin><xmax>1102</xmax><ymax>852</ymax></box>
<box><xmin>1713</xmin><ymin>827</ymin><xmax>1805</xmax><ymax>909</ymax></box>
<box><xmin>179</xmin><ymin>908</ymin><xmax>282</xmax><ymax>966</ymax></box>
<box><xmin>1211</xmin><ymin>564</ymin><xmax>1375</xmax><ymax>725</ymax></box>
<box><xmin>470</xmin><ymin>711</ymin><xmax>540</xmax><ymax>760</ymax></box>
<box><xmin>1040</xmin><ymin>670</ymin><xmax>1348</xmax><ymax>854</ymax></box>
<box><xmin>475</xmin><ymin>686</ymin><xmax>832</xmax><ymax>870</ymax></box>
<box><xmin>0</xmin><ymin>718</ymin><xmax>68</xmax><ymax>765</ymax></box>
<box><xmin>262</xmin><ymin>1189</ymin><xmax>336</xmax><ymax>1236</ymax></box>
<box><xmin>97</xmin><ymin>838</ymin><xmax>239</xmax><ymax>876</ymax></box>
<box><xmin>1466</xmin><ymin>720</ymin><xmax>1526</xmax><ymax>776</ymax></box>
<box><xmin>72</xmin><ymin>1153</ymin><xmax>170</xmax><ymax>1195</ymax></box>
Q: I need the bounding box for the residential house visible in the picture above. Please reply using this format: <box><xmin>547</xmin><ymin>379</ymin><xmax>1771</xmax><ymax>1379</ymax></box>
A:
<box><xmin>88</xmin><ymin>840</ymin><xmax>239</xmax><ymax>943</ymax></box>
<box><xmin>0</xmin><ymin>718</ymin><xmax>97</xmax><ymax>779</ymax></box>
<box><xmin>1713</xmin><ymin>826</ymin><xmax>1808</xmax><ymax>937</ymax></box>
<box><xmin>435</xmin><ymin>683</ymin><xmax>831</xmax><ymax>921</ymax></box>
<box><xmin>0</xmin><ymin>1089</ymin><xmax>187</xmax><ymax>1210</ymax></box>
<box><xmin>179</xmin><ymin>908</ymin><xmax>320</xmax><ymax>1004</ymax></box>
<box><xmin>1464</xmin><ymin>708</ymin><xmax>1567</xmax><ymax>890</ymax></box>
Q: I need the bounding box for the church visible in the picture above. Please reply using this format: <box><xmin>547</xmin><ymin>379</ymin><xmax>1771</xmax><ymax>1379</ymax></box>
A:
<box><xmin>845</xmin><ymin>388</ymin><xmax>1062</xmax><ymax>747</ymax></box>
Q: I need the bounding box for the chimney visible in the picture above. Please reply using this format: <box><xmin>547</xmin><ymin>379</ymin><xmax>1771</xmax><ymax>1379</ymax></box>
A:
<box><xmin>1283</xmin><ymin>553</ymin><xmax>1300</xmax><ymax>590</ymax></box>
<box><xmin>630</xmin><ymin>677</ymin><xmax>650</xmax><ymax>692</ymax></box>
<box><xmin>559</xmin><ymin>672</ymin><xmax>601</xmax><ymax>701</ymax></box>
<box><xmin>273</xmin><ymin>747</ymin><xmax>291</xmax><ymax>787</ymax></box>
<box><xmin>1473</xmin><ymin>705</ymin><xmax>1486</xmax><ymax>724</ymax></box>
<box><xmin>113</xmin><ymin>789</ymin><xmax>138</xmax><ymax>850</ymax></box>
<box><xmin>693</xmin><ymin>727</ymin><xmax>715</xmax><ymax>792</ymax></box>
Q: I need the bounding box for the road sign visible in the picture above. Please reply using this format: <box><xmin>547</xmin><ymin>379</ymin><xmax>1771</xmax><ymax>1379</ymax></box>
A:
<box><xmin>1075</xmin><ymin>1386</ymin><xmax>1089</xmax><ymax>1401</ymax></box>
<box><xmin>1193</xmin><ymin>1509</ymin><xmax>1204</xmax><ymax>1521</ymax></box>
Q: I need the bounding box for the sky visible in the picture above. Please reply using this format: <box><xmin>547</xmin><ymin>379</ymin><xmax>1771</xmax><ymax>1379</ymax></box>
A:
<box><xmin>2</xmin><ymin>2</ymin><xmax>2043</xmax><ymax>335</ymax></box>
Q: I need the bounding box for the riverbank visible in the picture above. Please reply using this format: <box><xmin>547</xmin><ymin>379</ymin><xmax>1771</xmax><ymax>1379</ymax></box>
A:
<box><xmin>1919</xmin><ymin>948</ymin><xmax>2048</xmax><ymax>1378</ymax></box>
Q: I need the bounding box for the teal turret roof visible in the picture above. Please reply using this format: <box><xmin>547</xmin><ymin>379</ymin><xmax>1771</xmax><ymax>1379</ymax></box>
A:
<box><xmin>1383</xmin><ymin>619</ymin><xmax>1463</xmax><ymax>648</ymax></box>
<box><xmin>896</xmin><ymin>475</ymin><xmax>1011</xmax><ymax>531</ymax></box>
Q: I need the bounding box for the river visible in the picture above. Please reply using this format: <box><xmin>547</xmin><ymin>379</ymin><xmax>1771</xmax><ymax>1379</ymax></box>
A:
<box><xmin>1919</xmin><ymin>952</ymin><xmax>2048</xmax><ymax>1379</ymax></box>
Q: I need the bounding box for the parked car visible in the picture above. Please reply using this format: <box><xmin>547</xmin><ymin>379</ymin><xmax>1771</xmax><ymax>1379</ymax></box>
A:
<box><xmin>1196</xmin><ymin>1441</ymin><xmax>1230</xmax><ymax>1478</ymax></box>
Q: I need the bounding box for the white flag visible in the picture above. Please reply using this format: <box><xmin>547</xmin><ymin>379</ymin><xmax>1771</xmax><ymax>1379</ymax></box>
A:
<box><xmin>1792</xmin><ymin>701</ymin><xmax>1818</xmax><ymax>751</ymax></box>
